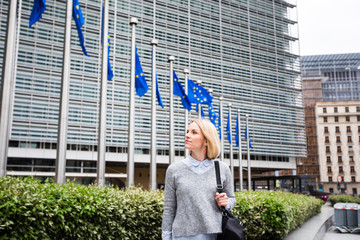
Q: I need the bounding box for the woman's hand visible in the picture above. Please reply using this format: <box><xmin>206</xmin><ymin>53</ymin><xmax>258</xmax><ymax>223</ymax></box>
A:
<box><xmin>215</xmin><ymin>192</ymin><xmax>228</xmax><ymax>208</ymax></box>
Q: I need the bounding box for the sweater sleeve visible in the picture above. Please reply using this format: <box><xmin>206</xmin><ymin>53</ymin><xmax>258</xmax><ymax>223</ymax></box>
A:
<box><xmin>162</xmin><ymin>165</ymin><xmax>177</xmax><ymax>233</ymax></box>
<box><xmin>221</xmin><ymin>162</ymin><xmax>236</xmax><ymax>210</ymax></box>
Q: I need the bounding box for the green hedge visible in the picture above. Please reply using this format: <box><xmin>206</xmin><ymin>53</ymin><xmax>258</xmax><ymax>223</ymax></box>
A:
<box><xmin>232</xmin><ymin>191</ymin><xmax>323</xmax><ymax>240</ymax></box>
<box><xmin>0</xmin><ymin>177</ymin><xmax>323</xmax><ymax>240</ymax></box>
<box><xmin>329</xmin><ymin>195</ymin><xmax>360</xmax><ymax>206</ymax></box>
<box><xmin>0</xmin><ymin>177</ymin><xmax>163</xmax><ymax>240</ymax></box>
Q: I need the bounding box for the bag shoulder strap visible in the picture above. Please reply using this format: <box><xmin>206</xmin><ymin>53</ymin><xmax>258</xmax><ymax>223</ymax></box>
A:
<box><xmin>214</xmin><ymin>161</ymin><xmax>224</xmax><ymax>193</ymax></box>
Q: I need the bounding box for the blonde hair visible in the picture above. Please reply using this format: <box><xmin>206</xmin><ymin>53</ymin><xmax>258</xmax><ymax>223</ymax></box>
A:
<box><xmin>190</xmin><ymin>119</ymin><xmax>220</xmax><ymax>160</ymax></box>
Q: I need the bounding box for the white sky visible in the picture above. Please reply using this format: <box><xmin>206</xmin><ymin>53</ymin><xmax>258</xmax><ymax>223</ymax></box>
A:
<box><xmin>297</xmin><ymin>0</ymin><xmax>360</xmax><ymax>56</ymax></box>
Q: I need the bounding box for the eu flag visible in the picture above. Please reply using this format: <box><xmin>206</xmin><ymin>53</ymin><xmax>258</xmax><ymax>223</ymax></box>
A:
<box><xmin>226</xmin><ymin>112</ymin><xmax>231</xmax><ymax>143</ymax></box>
<box><xmin>101</xmin><ymin>5</ymin><xmax>113</xmax><ymax>80</ymax></box>
<box><xmin>208</xmin><ymin>103</ymin><xmax>217</xmax><ymax>127</ymax></box>
<box><xmin>106</xmin><ymin>35</ymin><xmax>114</xmax><ymax>80</ymax></box>
<box><xmin>173</xmin><ymin>70</ymin><xmax>191</xmax><ymax>111</ymax></box>
<box><xmin>187</xmin><ymin>79</ymin><xmax>213</xmax><ymax>105</ymax></box>
<box><xmin>244</xmin><ymin>126</ymin><xmax>253</xmax><ymax>149</ymax></box>
<box><xmin>29</xmin><ymin>0</ymin><xmax>46</xmax><ymax>28</ymax></box>
<box><xmin>235</xmin><ymin>114</ymin><xmax>239</xmax><ymax>147</ymax></box>
<box><xmin>195</xmin><ymin>104</ymin><xmax>205</xmax><ymax>118</ymax></box>
<box><xmin>156</xmin><ymin>73</ymin><xmax>164</xmax><ymax>108</ymax></box>
<box><xmin>218</xmin><ymin>105</ymin><xmax>221</xmax><ymax>140</ymax></box>
<box><xmin>151</xmin><ymin>50</ymin><xmax>164</xmax><ymax>108</ymax></box>
<box><xmin>73</xmin><ymin>0</ymin><xmax>90</xmax><ymax>57</ymax></box>
<box><xmin>135</xmin><ymin>45</ymin><xmax>149</xmax><ymax>97</ymax></box>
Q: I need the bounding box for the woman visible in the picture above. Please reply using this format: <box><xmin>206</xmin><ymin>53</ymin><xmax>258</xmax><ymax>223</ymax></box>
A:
<box><xmin>162</xmin><ymin>119</ymin><xmax>236</xmax><ymax>240</ymax></box>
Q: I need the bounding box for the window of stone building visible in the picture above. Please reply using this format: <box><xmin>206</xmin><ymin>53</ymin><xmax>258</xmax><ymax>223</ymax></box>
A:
<box><xmin>357</xmin><ymin>115</ymin><xmax>360</xmax><ymax>122</ymax></box>
<box><xmin>348</xmin><ymin>136</ymin><xmax>352</xmax><ymax>143</ymax></box>
<box><xmin>324</xmin><ymin>127</ymin><xmax>329</xmax><ymax>133</ymax></box>
<box><xmin>328</xmin><ymin>177</ymin><xmax>332</xmax><ymax>182</ymax></box>
<box><xmin>335</xmin><ymin>116</ymin><xmax>339</xmax><ymax>122</ymax></box>
<box><xmin>326</xmin><ymin>146</ymin><xmax>330</xmax><ymax>153</ymax></box>
<box><xmin>327</xmin><ymin>156</ymin><xmax>331</xmax><ymax>163</ymax></box>
<box><xmin>336</xmin><ymin>126</ymin><xmax>340</xmax><ymax>133</ymax></box>
<box><xmin>351</xmin><ymin>166</ymin><xmax>355</xmax><ymax>173</ymax></box>
<box><xmin>329</xmin><ymin>188</ymin><xmax>334</xmax><ymax>193</ymax></box>
<box><xmin>339</xmin><ymin>166</ymin><xmax>343</xmax><ymax>173</ymax></box>
<box><xmin>350</xmin><ymin>156</ymin><xmax>354</xmax><ymax>162</ymax></box>
<box><xmin>346</xmin><ymin>116</ymin><xmax>350</xmax><ymax>122</ymax></box>
<box><xmin>345</xmin><ymin>107</ymin><xmax>349</xmax><ymax>112</ymax></box>
<box><xmin>348</xmin><ymin>146</ymin><xmax>353</xmax><ymax>153</ymax></box>
<box><xmin>351</xmin><ymin>176</ymin><xmax>356</xmax><ymax>182</ymax></box>
<box><xmin>334</xmin><ymin>107</ymin><xmax>338</xmax><ymax>113</ymax></box>
<box><xmin>358</xmin><ymin>126</ymin><xmax>360</xmax><ymax>132</ymax></box>
<box><xmin>323</xmin><ymin>117</ymin><xmax>328</xmax><ymax>122</ymax></box>
<box><xmin>327</xmin><ymin>166</ymin><xmax>332</xmax><ymax>173</ymax></box>
<box><xmin>336</xmin><ymin>136</ymin><xmax>341</xmax><ymax>143</ymax></box>
<box><xmin>325</xmin><ymin>136</ymin><xmax>329</xmax><ymax>143</ymax></box>
<box><xmin>323</xmin><ymin>107</ymin><xmax>327</xmax><ymax>113</ymax></box>
<box><xmin>347</xmin><ymin>126</ymin><xmax>351</xmax><ymax>132</ymax></box>
<box><xmin>337</xmin><ymin>146</ymin><xmax>342</xmax><ymax>153</ymax></box>
<box><xmin>338</xmin><ymin>156</ymin><xmax>342</xmax><ymax>163</ymax></box>
<box><xmin>357</xmin><ymin>106</ymin><xmax>360</xmax><ymax>112</ymax></box>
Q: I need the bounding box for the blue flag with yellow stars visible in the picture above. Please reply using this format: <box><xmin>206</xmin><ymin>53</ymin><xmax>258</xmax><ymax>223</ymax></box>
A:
<box><xmin>73</xmin><ymin>0</ymin><xmax>89</xmax><ymax>57</ymax></box>
<box><xmin>218</xmin><ymin>105</ymin><xmax>221</xmax><ymax>140</ymax></box>
<box><xmin>244</xmin><ymin>125</ymin><xmax>253</xmax><ymax>149</ymax></box>
<box><xmin>156</xmin><ymin>73</ymin><xmax>164</xmax><ymax>108</ymax></box>
<box><xmin>235</xmin><ymin>114</ymin><xmax>239</xmax><ymax>147</ymax></box>
<box><xmin>226</xmin><ymin>111</ymin><xmax>231</xmax><ymax>143</ymax></box>
<box><xmin>187</xmin><ymin>79</ymin><xmax>213</xmax><ymax>105</ymax></box>
<box><xmin>151</xmin><ymin>50</ymin><xmax>164</xmax><ymax>108</ymax></box>
<box><xmin>208</xmin><ymin>103</ymin><xmax>217</xmax><ymax>128</ymax></box>
<box><xmin>173</xmin><ymin>70</ymin><xmax>191</xmax><ymax>111</ymax></box>
<box><xmin>101</xmin><ymin>4</ymin><xmax>113</xmax><ymax>80</ymax></box>
<box><xmin>135</xmin><ymin>45</ymin><xmax>149</xmax><ymax>97</ymax></box>
<box><xmin>195</xmin><ymin>104</ymin><xmax>205</xmax><ymax>118</ymax></box>
<box><xmin>29</xmin><ymin>0</ymin><xmax>46</xmax><ymax>28</ymax></box>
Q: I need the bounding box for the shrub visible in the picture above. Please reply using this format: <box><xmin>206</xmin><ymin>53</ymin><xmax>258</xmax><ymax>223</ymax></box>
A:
<box><xmin>329</xmin><ymin>195</ymin><xmax>360</xmax><ymax>206</ymax></box>
<box><xmin>0</xmin><ymin>177</ymin><xmax>163</xmax><ymax>240</ymax></box>
<box><xmin>0</xmin><ymin>177</ymin><xmax>323</xmax><ymax>240</ymax></box>
<box><xmin>233</xmin><ymin>191</ymin><xmax>323</xmax><ymax>240</ymax></box>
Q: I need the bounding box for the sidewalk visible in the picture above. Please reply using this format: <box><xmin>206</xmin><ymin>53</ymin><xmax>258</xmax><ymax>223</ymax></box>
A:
<box><xmin>284</xmin><ymin>203</ymin><xmax>334</xmax><ymax>240</ymax></box>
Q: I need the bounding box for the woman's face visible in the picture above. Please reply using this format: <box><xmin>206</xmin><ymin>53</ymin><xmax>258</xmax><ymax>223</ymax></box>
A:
<box><xmin>185</xmin><ymin>122</ymin><xmax>207</xmax><ymax>152</ymax></box>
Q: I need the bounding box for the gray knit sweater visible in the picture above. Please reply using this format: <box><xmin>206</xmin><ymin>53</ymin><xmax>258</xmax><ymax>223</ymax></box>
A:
<box><xmin>162</xmin><ymin>158</ymin><xmax>236</xmax><ymax>238</ymax></box>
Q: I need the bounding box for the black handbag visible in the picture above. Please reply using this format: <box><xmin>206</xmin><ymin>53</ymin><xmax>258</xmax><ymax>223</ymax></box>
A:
<box><xmin>215</xmin><ymin>161</ymin><xmax>246</xmax><ymax>240</ymax></box>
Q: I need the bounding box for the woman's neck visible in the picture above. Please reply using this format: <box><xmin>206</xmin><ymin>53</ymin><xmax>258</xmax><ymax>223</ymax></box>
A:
<box><xmin>190</xmin><ymin>151</ymin><xmax>206</xmax><ymax>161</ymax></box>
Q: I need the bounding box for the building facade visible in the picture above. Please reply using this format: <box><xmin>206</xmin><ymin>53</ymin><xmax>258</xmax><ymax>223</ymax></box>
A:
<box><xmin>301</xmin><ymin>53</ymin><xmax>360</xmax><ymax>101</ymax></box>
<box><xmin>0</xmin><ymin>0</ymin><xmax>305</xmax><ymax>188</ymax></box>
<box><xmin>315</xmin><ymin>101</ymin><xmax>360</xmax><ymax>195</ymax></box>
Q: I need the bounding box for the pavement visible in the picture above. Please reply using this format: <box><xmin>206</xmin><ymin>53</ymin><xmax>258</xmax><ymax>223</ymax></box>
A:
<box><xmin>284</xmin><ymin>202</ymin><xmax>360</xmax><ymax>240</ymax></box>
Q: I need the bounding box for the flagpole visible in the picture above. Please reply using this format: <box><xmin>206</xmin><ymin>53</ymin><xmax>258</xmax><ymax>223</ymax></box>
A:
<box><xmin>197</xmin><ymin>80</ymin><xmax>202</xmax><ymax>119</ymax></box>
<box><xmin>246</xmin><ymin>114</ymin><xmax>251</xmax><ymax>191</ymax></box>
<box><xmin>97</xmin><ymin>0</ymin><xmax>109</xmax><ymax>187</ymax></box>
<box><xmin>0</xmin><ymin>0</ymin><xmax>17</xmax><ymax>177</ymax></box>
<box><xmin>150</xmin><ymin>39</ymin><xmax>159</xmax><ymax>190</ymax></box>
<box><xmin>55</xmin><ymin>0</ymin><xmax>73</xmax><ymax>184</ymax></box>
<box><xmin>228</xmin><ymin>103</ymin><xmax>234</xmax><ymax>183</ymax></box>
<box><xmin>169</xmin><ymin>56</ymin><xmax>175</xmax><ymax>164</ymax></box>
<box><xmin>127</xmin><ymin>17</ymin><xmax>138</xmax><ymax>187</ymax></box>
<box><xmin>219</xmin><ymin>96</ymin><xmax>224</xmax><ymax>161</ymax></box>
<box><xmin>238</xmin><ymin>109</ymin><xmax>243</xmax><ymax>191</ymax></box>
<box><xmin>184</xmin><ymin>68</ymin><xmax>189</xmax><ymax>157</ymax></box>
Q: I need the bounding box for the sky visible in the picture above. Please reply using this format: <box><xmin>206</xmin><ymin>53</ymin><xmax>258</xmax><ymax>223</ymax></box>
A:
<box><xmin>297</xmin><ymin>0</ymin><xmax>360</xmax><ymax>56</ymax></box>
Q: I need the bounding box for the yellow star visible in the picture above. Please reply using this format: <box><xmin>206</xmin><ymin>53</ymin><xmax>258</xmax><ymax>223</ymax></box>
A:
<box><xmin>174</xmin><ymin>78</ymin><xmax>177</xmax><ymax>81</ymax></box>
<box><xmin>194</xmin><ymin>94</ymin><xmax>197</xmax><ymax>97</ymax></box>
<box><xmin>183</xmin><ymin>96</ymin><xmax>186</xmax><ymax>98</ymax></box>
<box><xmin>76</xmin><ymin>5</ymin><xmax>79</xmax><ymax>10</ymax></box>
<box><xmin>140</xmin><ymin>73</ymin><xmax>143</xmax><ymax>76</ymax></box>
<box><xmin>199</xmin><ymin>90</ymin><xmax>201</xmax><ymax>93</ymax></box>
<box><xmin>136</xmin><ymin>75</ymin><xmax>139</xmax><ymax>78</ymax></box>
<box><xmin>108</xmin><ymin>34</ymin><xmax>110</xmax><ymax>38</ymax></box>
<box><xmin>77</xmin><ymin>14</ymin><xmax>80</xmax><ymax>19</ymax></box>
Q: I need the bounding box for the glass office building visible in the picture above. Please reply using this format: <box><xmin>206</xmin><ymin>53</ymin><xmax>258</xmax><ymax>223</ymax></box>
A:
<box><xmin>301</xmin><ymin>53</ymin><xmax>360</xmax><ymax>101</ymax></box>
<box><xmin>0</xmin><ymin>0</ymin><xmax>305</xmax><ymax>185</ymax></box>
